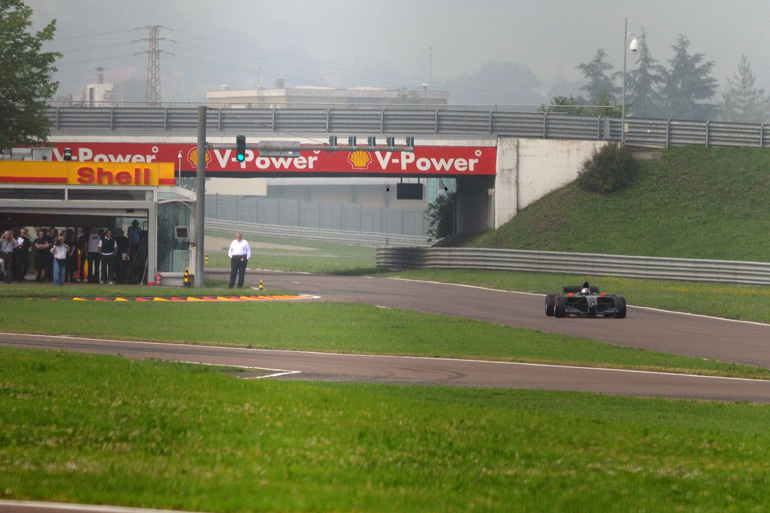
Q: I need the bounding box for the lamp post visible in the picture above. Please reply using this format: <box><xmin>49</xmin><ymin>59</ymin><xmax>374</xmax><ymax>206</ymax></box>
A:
<box><xmin>621</xmin><ymin>17</ymin><xmax>639</xmax><ymax>145</ymax></box>
<box><xmin>177</xmin><ymin>150</ymin><xmax>182</xmax><ymax>186</ymax></box>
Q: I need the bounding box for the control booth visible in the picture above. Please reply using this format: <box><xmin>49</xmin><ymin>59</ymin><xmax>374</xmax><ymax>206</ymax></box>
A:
<box><xmin>0</xmin><ymin>148</ymin><xmax>197</xmax><ymax>285</ymax></box>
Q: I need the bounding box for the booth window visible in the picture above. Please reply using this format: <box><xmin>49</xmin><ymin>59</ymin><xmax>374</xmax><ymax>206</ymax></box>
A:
<box><xmin>69</xmin><ymin>189</ymin><xmax>152</xmax><ymax>201</ymax></box>
<box><xmin>0</xmin><ymin>188</ymin><xmax>64</xmax><ymax>200</ymax></box>
<box><xmin>158</xmin><ymin>201</ymin><xmax>191</xmax><ymax>272</ymax></box>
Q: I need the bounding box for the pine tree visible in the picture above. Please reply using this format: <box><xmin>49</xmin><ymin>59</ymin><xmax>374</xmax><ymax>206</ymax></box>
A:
<box><xmin>576</xmin><ymin>49</ymin><xmax>620</xmax><ymax>105</ymax></box>
<box><xmin>626</xmin><ymin>29</ymin><xmax>665</xmax><ymax>118</ymax></box>
<box><xmin>0</xmin><ymin>0</ymin><xmax>60</xmax><ymax>150</ymax></box>
<box><xmin>660</xmin><ymin>35</ymin><xmax>718</xmax><ymax>121</ymax></box>
<box><xmin>720</xmin><ymin>55</ymin><xmax>769</xmax><ymax>123</ymax></box>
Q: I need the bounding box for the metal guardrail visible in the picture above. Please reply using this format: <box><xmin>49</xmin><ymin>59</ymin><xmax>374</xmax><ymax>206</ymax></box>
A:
<box><xmin>206</xmin><ymin>218</ymin><xmax>431</xmax><ymax>248</ymax></box>
<box><xmin>376</xmin><ymin>247</ymin><xmax>770</xmax><ymax>286</ymax></box>
<box><xmin>46</xmin><ymin>106</ymin><xmax>770</xmax><ymax>149</ymax></box>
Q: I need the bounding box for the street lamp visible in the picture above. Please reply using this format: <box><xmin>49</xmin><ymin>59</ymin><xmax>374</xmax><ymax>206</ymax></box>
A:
<box><xmin>621</xmin><ymin>17</ymin><xmax>639</xmax><ymax>145</ymax></box>
<box><xmin>177</xmin><ymin>150</ymin><xmax>182</xmax><ymax>186</ymax></box>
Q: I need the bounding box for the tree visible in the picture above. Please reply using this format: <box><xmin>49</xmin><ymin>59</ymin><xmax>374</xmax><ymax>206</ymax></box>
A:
<box><xmin>720</xmin><ymin>55</ymin><xmax>770</xmax><ymax>123</ymax></box>
<box><xmin>0</xmin><ymin>0</ymin><xmax>60</xmax><ymax>151</ymax></box>
<box><xmin>541</xmin><ymin>91</ymin><xmax>620</xmax><ymax>118</ymax></box>
<box><xmin>541</xmin><ymin>95</ymin><xmax>589</xmax><ymax>115</ymax></box>
<box><xmin>626</xmin><ymin>29</ymin><xmax>665</xmax><ymax>118</ymax></box>
<box><xmin>576</xmin><ymin>49</ymin><xmax>620</xmax><ymax>105</ymax></box>
<box><xmin>426</xmin><ymin>192</ymin><xmax>455</xmax><ymax>240</ymax></box>
<box><xmin>659</xmin><ymin>35</ymin><xmax>718</xmax><ymax>121</ymax></box>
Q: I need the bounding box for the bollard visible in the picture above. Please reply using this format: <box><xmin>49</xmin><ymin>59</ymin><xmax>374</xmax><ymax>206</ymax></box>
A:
<box><xmin>184</xmin><ymin>267</ymin><xmax>190</xmax><ymax>287</ymax></box>
<box><xmin>259</xmin><ymin>279</ymin><xmax>263</xmax><ymax>291</ymax></box>
<box><xmin>205</xmin><ymin>252</ymin><xmax>209</xmax><ymax>266</ymax></box>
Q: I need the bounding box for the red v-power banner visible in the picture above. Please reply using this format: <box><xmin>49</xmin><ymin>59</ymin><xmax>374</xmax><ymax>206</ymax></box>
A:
<box><xmin>48</xmin><ymin>143</ymin><xmax>497</xmax><ymax>177</ymax></box>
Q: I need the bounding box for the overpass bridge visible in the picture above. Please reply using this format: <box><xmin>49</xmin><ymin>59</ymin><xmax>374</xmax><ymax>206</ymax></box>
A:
<box><xmin>42</xmin><ymin>106</ymin><xmax>769</xmax><ymax>234</ymax></box>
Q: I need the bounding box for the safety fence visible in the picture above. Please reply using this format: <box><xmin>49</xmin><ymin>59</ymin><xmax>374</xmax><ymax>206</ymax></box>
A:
<box><xmin>376</xmin><ymin>247</ymin><xmax>770</xmax><ymax>286</ymax></box>
<box><xmin>206</xmin><ymin>218</ymin><xmax>431</xmax><ymax>248</ymax></box>
<box><xmin>46</xmin><ymin>106</ymin><xmax>770</xmax><ymax>149</ymax></box>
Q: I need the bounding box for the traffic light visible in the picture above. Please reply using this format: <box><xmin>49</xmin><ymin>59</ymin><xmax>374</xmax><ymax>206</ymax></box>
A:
<box><xmin>236</xmin><ymin>135</ymin><xmax>246</xmax><ymax>162</ymax></box>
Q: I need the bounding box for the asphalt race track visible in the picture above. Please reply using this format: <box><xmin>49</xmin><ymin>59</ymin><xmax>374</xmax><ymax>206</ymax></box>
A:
<box><xmin>3</xmin><ymin>269</ymin><xmax>770</xmax><ymax>403</ymax></box>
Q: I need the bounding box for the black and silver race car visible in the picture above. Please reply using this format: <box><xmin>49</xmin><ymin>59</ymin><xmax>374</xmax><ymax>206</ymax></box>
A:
<box><xmin>545</xmin><ymin>282</ymin><xmax>626</xmax><ymax>318</ymax></box>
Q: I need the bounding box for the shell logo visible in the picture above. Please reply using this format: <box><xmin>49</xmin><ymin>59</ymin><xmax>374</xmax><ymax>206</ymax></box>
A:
<box><xmin>187</xmin><ymin>147</ymin><xmax>210</xmax><ymax>168</ymax></box>
<box><xmin>348</xmin><ymin>150</ymin><xmax>372</xmax><ymax>170</ymax></box>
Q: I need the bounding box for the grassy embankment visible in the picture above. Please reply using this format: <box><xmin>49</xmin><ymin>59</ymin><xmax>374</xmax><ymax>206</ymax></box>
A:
<box><xmin>468</xmin><ymin>146</ymin><xmax>770</xmax><ymax>261</ymax></box>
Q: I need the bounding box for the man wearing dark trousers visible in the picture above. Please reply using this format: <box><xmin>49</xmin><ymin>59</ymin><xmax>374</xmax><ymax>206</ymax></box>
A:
<box><xmin>227</xmin><ymin>232</ymin><xmax>251</xmax><ymax>289</ymax></box>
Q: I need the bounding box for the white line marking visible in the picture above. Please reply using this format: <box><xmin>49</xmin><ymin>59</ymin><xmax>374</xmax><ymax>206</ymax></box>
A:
<box><xmin>153</xmin><ymin>359</ymin><xmax>302</xmax><ymax>380</ymax></box>
<box><xmin>0</xmin><ymin>500</ymin><xmax>204</xmax><ymax>513</ymax></box>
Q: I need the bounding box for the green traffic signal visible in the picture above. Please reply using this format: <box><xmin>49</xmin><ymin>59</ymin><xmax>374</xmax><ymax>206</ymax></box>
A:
<box><xmin>236</xmin><ymin>135</ymin><xmax>246</xmax><ymax>162</ymax></box>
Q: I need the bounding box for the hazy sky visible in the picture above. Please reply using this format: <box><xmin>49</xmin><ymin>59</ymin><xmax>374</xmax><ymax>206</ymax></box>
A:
<box><xmin>24</xmin><ymin>0</ymin><xmax>770</xmax><ymax>104</ymax></box>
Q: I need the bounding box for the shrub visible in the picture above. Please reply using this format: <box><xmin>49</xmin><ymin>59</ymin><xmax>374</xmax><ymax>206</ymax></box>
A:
<box><xmin>577</xmin><ymin>143</ymin><xmax>639</xmax><ymax>193</ymax></box>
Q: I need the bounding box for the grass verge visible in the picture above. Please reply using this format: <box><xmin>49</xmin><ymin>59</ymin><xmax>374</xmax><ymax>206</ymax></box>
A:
<box><xmin>3</xmin><ymin>348</ymin><xmax>770</xmax><ymax>513</ymax></box>
<box><xmin>0</xmin><ymin>293</ymin><xmax>768</xmax><ymax>379</ymax></box>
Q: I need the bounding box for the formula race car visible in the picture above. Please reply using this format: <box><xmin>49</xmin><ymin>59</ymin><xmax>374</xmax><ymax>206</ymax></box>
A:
<box><xmin>545</xmin><ymin>282</ymin><xmax>626</xmax><ymax>318</ymax></box>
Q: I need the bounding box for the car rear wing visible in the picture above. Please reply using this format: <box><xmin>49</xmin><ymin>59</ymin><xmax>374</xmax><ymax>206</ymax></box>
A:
<box><xmin>563</xmin><ymin>286</ymin><xmax>600</xmax><ymax>294</ymax></box>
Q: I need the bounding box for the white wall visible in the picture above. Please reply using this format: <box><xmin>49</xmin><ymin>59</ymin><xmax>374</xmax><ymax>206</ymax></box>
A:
<box><xmin>493</xmin><ymin>138</ymin><xmax>606</xmax><ymax>229</ymax></box>
<box><xmin>207</xmin><ymin>178</ymin><xmax>267</xmax><ymax>195</ymax></box>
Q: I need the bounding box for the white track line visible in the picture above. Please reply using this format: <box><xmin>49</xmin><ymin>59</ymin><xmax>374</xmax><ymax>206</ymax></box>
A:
<box><xmin>0</xmin><ymin>500</ymin><xmax>204</xmax><ymax>513</ymax></box>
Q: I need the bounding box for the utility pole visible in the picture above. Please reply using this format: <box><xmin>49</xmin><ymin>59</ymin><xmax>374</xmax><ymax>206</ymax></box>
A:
<box><xmin>194</xmin><ymin>106</ymin><xmax>206</xmax><ymax>287</ymax></box>
<box><xmin>429</xmin><ymin>46</ymin><xmax>434</xmax><ymax>91</ymax></box>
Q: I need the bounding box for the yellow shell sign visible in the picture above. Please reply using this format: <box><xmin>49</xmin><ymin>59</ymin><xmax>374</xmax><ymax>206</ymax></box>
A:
<box><xmin>0</xmin><ymin>161</ymin><xmax>176</xmax><ymax>186</ymax></box>
<box><xmin>348</xmin><ymin>150</ymin><xmax>372</xmax><ymax>169</ymax></box>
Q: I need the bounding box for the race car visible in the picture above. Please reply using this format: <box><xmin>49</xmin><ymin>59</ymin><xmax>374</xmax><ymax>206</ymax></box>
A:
<box><xmin>545</xmin><ymin>282</ymin><xmax>626</xmax><ymax>318</ymax></box>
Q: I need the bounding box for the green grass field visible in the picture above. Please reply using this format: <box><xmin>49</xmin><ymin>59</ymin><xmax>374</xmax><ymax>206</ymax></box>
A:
<box><xmin>4</xmin><ymin>348</ymin><xmax>770</xmax><ymax>513</ymax></box>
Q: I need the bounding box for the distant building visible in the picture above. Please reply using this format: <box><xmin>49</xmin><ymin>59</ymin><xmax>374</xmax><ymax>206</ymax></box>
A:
<box><xmin>83</xmin><ymin>82</ymin><xmax>123</xmax><ymax>107</ymax></box>
<box><xmin>206</xmin><ymin>81</ymin><xmax>448</xmax><ymax>109</ymax></box>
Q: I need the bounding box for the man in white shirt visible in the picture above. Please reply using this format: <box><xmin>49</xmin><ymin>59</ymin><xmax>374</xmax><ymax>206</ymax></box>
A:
<box><xmin>227</xmin><ymin>232</ymin><xmax>251</xmax><ymax>289</ymax></box>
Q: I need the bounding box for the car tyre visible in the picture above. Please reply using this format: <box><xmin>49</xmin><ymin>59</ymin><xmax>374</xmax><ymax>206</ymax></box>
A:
<box><xmin>545</xmin><ymin>294</ymin><xmax>556</xmax><ymax>316</ymax></box>
<box><xmin>554</xmin><ymin>295</ymin><xmax>567</xmax><ymax>318</ymax></box>
<box><xmin>615</xmin><ymin>296</ymin><xmax>627</xmax><ymax>319</ymax></box>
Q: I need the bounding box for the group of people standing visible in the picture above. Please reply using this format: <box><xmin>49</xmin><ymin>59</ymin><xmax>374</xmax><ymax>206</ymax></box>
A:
<box><xmin>0</xmin><ymin>221</ymin><xmax>142</xmax><ymax>286</ymax></box>
<box><xmin>0</xmin><ymin>228</ymin><xmax>32</xmax><ymax>284</ymax></box>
